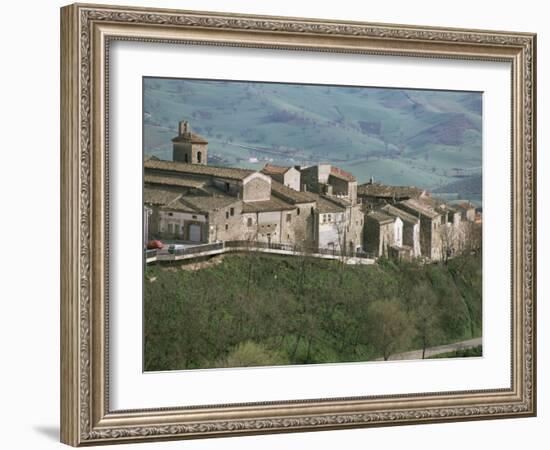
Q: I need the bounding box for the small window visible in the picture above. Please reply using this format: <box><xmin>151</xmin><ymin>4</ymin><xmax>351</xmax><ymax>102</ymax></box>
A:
<box><xmin>286</xmin><ymin>213</ymin><xmax>292</xmax><ymax>223</ymax></box>
<box><xmin>230</xmin><ymin>207</ymin><xmax>235</xmax><ymax>216</ymax></box>
<box><xmin>192</xmin><ymin>215</ymin><xmax>197</xmax><ymax>219</ymax></box>
<box><xmin>225</xmin><ymin>211</ymin><xmax>229</xmax><ymax>219</ymax></box>
<box><xmin>297</xmin><ymin>208</ymin><xmax>300</xmax><ymax>216</ymax></box>
<box><xmin>225</xmin><ymin>224</ymin><xmax>229</xmax><ymax>230</ymax></box>
<box><xmin>197</xmin><ymin>151</ymin><xmax>202</xmax><ymax>164</ymax></box>
<box><xmin>247</xmin><ymin>217</ymin><xmax>253</xmax><ymax>227</ymax></box>
<box><xmin>328</xmin><ymin>214</ymin><xmax>332</xmax><ymax>222</ymax></box>
<box><xmin>225</xmin><ymin>182</ymin><xmax>230</xmax><ymax>192</ymax></box>
<box><xmin>167</xmin><ymin>212</ymin><xmax>173</xmax><ymax>217</ymax></box>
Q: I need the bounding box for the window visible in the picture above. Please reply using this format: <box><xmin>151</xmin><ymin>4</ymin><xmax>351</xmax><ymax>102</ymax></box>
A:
<box><xmin>192</xmin><ymin>215</ymin><xmax>197</xmax><ymax>219</ymax></box>
<box><xmin>328</xmin><ymin>214</ymin><xmax>332</xmax><ymax>222</ymax></box>
<box><xmin>230</xmin><ymin>207</ymin><xmax>235</xmax><ymax>216</ymax></box>
<box><xmin>167</xmin><ymin>212</ymin><xmax>173</xmax><ymax>217</ymax></box>
<box><xmin>297</xmin><ymin>208</ymin><xmax>300</xmax><ymax>216</ymax></box>
<box><xmin>286</xmin><ymin>213</ymin><xmax>292</xmax><ymax>223</ymax></box>
<box><xmin>322</xmin><ymin>214</ymin><xmax>326</xmax><ymax>223</ymax></box>
<box><xmin>225</xmin><ymin>211</ymin><xmax>229</xmax><ymax>219</ymax></box>
<box><xmin>197</xmin><ymin>151</ymin><xmax>202</xmax><ymax>163</ymax></box>
<box><xmin>225</xmin><ymin>224</ymin><xmax>229</xmax><ymax>231</ymax></box>
<box><xmin>184</xmin><ymin>154</ymin><xmax>189</xmax><ymax>163</ymax></box>
<box><xmin>247</xmin><ymin>217</ymin><xmax>253</xmax><ymax>227</ymax></box>
<box><xmin>225</xmin><ymin>182</ymin><xmax>230</xmax><ymax>192</ymax></box>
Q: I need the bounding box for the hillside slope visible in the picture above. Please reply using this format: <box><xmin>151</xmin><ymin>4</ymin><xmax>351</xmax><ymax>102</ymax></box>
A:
<box><xmin>143</xmin><ymin>78</ymin><xmax>482</xmax><ymax>201</ymax></box>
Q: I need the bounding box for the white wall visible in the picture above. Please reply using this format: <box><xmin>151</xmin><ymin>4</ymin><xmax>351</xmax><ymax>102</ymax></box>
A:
<box><xmin>0</xmin><ymin>1</ymin><xmax>547</xmax><ymax>450</ymax></box>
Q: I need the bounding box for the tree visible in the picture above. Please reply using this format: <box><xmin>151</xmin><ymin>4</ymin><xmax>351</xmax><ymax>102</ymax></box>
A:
<box><xmin>365</xmin><ymin>300</ymin><xmax>412</xmax><ymax>361</ymax></box>
<box><xmin>410</xmin><ymin>284</ymin><xmax>442</xmax><ymax>359</ymax></box>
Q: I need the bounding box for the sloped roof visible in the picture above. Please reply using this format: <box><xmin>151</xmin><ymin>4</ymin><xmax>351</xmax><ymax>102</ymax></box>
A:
<box><xmin>144</xmin><ymin>159</ymin><xmax>254</xmax><ymax>181</ymax></box>
<box><xmin>271</xmin><ymin>180</ymin><xmax>317</xmax><ymax>204</ymax></box>
<box><xmin>315</xmin><ymin>195</ymin><xmax>346</xmax><ymax>213</ymax></box>
<box><xmin>381</xmin><ymin>204</ymin><xmax>420</xmax><ymax>224</ymax></box>
<box><xmin>357</xmin><ymin>183</ymin><xmax>425</xmax><ymax>199</ymax></box>
<box><xmin>262</xmin><ymin>164</ymin><xmax>293</xmax><ymax>175</ymax></box>
<box><xmin>144</xmin><ymin>187</ymin><xmax>182</xmax><ymax>206</ymax></box>
<box><xmin>242</xmin><ymin>197</ymin><xmax>295</xmax><ymax>213</ymax></box>
<box><xmin>367</xmin><ymin>210</ymin><xmax>395</xmax><ymax>224</ymax></box>
<box><xmin>329</xmin><ymin>166</ymin><xmax>356</xmax><ymax>182</ymax></box>
<box><xmin>144</xmin><ymin>174</ymin><xmax>206</xmax><ymax>189</ymax></box>
<box><xmin>172</xmin><ymin>132</ymin><xmax>208</xmax><ymax>144</ymax></box>
<box><xmin>178</xmin><ymin>194</ymin><xmax>240</xmax><ymax>213</ymax></box>
<box><xmin>397</xmin><ymin>198</ymin><xmax>440</xmax><ymax>219</ymax></box>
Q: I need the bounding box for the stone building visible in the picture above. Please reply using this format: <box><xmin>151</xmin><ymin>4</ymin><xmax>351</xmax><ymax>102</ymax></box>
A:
<box><xmin>144</xmin><ymin>122</ymin><xmax>363</xmax><ymax>253</ymax></box>
<box><xmin>380</xmin><ymin>204</ymin><xmax>421</xmax><ymax>258</ymax></box>
<box><xmin>357</xmin><ymin>180</ymin><xmax>426</xmax><ymax>210</ymax></box>
<box><xmin>261</xmin><ymin>164</ymin><xmax>301</xmax><ymax>191</ymax></box>
<box><xmin>395</xmin><ymin>198</ymin><xmax>443</xmax><ymax>260</ymax></box>
<box><xmin>172</xmin><ymin>121</ymin><xmax>208</xmax><ymax>165</ymax></box>
<box><xmin>364</xmin><ymin>211</ymin><xmax>402</xmax><ymax>257</ymax></box>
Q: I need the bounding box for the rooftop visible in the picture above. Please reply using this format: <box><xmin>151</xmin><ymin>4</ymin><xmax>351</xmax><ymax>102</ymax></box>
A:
<box><xmin>242</xmin><ymin>197</ymin><xmax>296</xmax><ymax>213</ymax></box>
<box><xmin>261</xmin><ymin>164</ymin><xmax>293</xmax><ymax>175</ymax></box>
<box><xmin>171</xmin><ymin>132</ymin><xmax>208</xmax><ymax>144</ymax></box>
<box><xmin>357</xmin><ymin>183</ymin><xmax>425</xmax><ymax>199</ymax></box>
<box><xmin>144</xmin><ymin>159</ymin><xmax>254</xmax><ymax>181</ymax></box>
<box><xmin>367</xmin><ymin>210</ymin><xmax>395</xmax><ymax>224</ymax></box>
<box><xmin>271</xmin><ymin>180</ymin><xmax>317</xmax><ymax>204</ymax></box>
<box><xmin>144</xmin><ymin>187</ymin><xmax>182</xmax><ymax>207</ymax></box>
<box><xmin>315</xmin><ymin>195</ymin><xmax>346</xmax><ymax>213</ymax></box>
<box><xmin>397</xmin><ymin>198</ymin><xmax>440</xmax><ymax>219</ymax></box>
<box><xmin>329</xmin><ymin>166</ymin><xmax>356</xmax><ymax>182</ymax></box>
<box><xmin>179</xmin><ymin>194</ymin><xmax>240</xmax><ymax>213</ymax></box>
<box><xmin>144</xmin><ymin>174</ymin><xmax>206</xmax><ymax>189</ymax></box>
<box><xmin>380</xmin><ymin>204</ymin><xmax>420</xmax><ymax>224</ymax></box>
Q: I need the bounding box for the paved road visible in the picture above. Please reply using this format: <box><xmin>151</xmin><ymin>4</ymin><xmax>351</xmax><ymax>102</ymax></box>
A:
<box><xmin>385</xmin><ymin>337</ymin><xmax>482</xmax><ymax>361</ymax></box>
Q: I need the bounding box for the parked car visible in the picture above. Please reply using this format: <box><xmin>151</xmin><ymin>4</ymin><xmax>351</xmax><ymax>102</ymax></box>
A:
<box><xmin>146</xmin><ymin>240</ymin><xmax>164</xmax><ymax>250</ymax></box>
<box><xmin>167</xmin><ymin>244</ymin><xmax>186</xmax><ymax>254</ymax></box>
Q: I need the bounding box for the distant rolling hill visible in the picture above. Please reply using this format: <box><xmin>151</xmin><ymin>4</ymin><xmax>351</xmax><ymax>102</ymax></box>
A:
<box><xmin>143</xmin><ymin>78</ymin><xmax>482</xmax><ymax>202</ymax></box>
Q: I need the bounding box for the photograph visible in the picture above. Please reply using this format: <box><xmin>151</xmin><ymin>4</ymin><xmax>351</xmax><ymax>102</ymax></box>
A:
<box><xmin>142</xmin><ymin>78</ymin><xmax>483</xmax><ymax>371</ymax></box>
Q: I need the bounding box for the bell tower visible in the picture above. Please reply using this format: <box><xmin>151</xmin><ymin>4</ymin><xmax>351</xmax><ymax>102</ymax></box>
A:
<box><xmin>172</xmin><ymin>120</ymin><xmax>208</xmax><ymax>165</ymax></box>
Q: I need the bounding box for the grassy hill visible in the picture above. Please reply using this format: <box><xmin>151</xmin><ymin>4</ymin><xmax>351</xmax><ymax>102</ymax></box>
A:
<box><xmin>143</xmin><ymin>78</ymin><xmax>482</xmax><ymax>201</ymax></box>
<box><xmin>144</xmin><ymin>253</ymin><xmax>482</xmax><ymax>371</ymax></box>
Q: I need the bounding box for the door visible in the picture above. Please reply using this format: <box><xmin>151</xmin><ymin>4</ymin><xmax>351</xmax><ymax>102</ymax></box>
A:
<box><xmin>189</xmin><ymin>224</ymin><xmax>201</xmax><ymax>242</ymax></box>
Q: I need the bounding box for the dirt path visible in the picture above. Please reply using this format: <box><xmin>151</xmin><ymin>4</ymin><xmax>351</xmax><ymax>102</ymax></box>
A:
<box><xmin>384</xmin><ymin>337</ymin><xmax>482</xmax><ymax>361</ymax></box>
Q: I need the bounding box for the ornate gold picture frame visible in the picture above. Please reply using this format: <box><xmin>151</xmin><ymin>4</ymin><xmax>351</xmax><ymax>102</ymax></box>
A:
<box><xmin>60</xmin><ymin>3</ymin><xmax>536</xmax><ymax>446</ymax></box>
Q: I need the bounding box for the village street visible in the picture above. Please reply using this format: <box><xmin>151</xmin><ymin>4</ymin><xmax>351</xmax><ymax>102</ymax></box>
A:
<box><xmin>382</xmin><ymin>337</ymin><xmax>482</xmax><ymax>361</ymax></box>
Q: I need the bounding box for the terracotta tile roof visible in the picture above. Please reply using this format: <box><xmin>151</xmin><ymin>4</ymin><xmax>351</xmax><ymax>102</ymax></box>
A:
<box><xmin>242</xmin><ymin>197</ymin><xmax>295</xmax><ymax>213</ymax></box>
<box><xmin>329</xmin><ymin>166</ymin><xmax>356</xmax><ymax>182</ymax></box>
<box><xmin>357</xmin><ymin>183</ymin><xmax>425</xmax><ymax>199</ymax></box>
<box><xmin>171</xmin><ymin>132</ymin><xmax>208</xmax><ymax>144</ymax></box>
<box><xmin>380</xmin><ymin>204</ymin><xmax>420</xmax><ymax>224</ymax></box>
<box><xmin>367</xmin><ymin>210</ymin><xmax>395</xmax><ymax>224</ymax></box>
<box><xmin>262</xmin><ymin>163</ymin><xmax>292</xmax><ymax>175</ymax></box>
<box><xmin>144</xmin><ymin>159</ymin><xmax>254</xmax><ymax>181</ymax></box>
<box><xmin>271</xmin><ymin>180</ymin><xmax>317</xmax><ymax>204</ymax></box>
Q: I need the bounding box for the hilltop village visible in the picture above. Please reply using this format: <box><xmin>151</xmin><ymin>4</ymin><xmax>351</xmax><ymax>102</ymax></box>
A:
<box><xmin>144</xmin><ymin>121</ymin><xmax>480</xmax><ymax>262</ymax></box>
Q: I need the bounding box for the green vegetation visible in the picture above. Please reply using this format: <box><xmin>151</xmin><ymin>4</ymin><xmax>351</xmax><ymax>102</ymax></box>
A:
<box><xmin>430</xmin><ymin>345</ymin><xmax>483</xmax><ymax>359</ymax></box>
<box><xmin>144</xmin><ymin>252</ymin><xmax>482</xmax><ymax>371</ymax></box>
<box><xmin>143</xmin><ymin>78</ymin><xmax>482</xmax><ymax>201</ymax></box>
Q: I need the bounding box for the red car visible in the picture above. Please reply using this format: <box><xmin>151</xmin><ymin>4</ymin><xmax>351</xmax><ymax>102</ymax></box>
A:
<box><xmin>146</xmin><ymin>240</ymin><xmax>164</xmax><ymax>250</ymax></box>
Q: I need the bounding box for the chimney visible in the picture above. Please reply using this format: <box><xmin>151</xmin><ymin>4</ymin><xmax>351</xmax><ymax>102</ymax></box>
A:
<box><xmin>178</xmin><ymin>120</ymin><xmax>189</xmax><ymax>136</ymax></box>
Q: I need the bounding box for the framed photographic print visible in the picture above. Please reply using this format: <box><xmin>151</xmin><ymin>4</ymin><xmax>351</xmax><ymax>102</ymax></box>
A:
<box><xmin>60</xmin><ymin>3</ymin><xmax>537</xmax><ymax>446</ymax></box>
